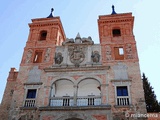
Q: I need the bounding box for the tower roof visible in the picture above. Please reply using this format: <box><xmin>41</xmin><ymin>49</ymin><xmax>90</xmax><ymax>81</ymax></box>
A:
<box><xmin>47</xmin><ymin>8</ymin><xmax>54</xmax><ymax>18</ymax></box>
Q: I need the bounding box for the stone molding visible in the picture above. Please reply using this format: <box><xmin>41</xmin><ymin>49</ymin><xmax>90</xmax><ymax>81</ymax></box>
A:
<box><xmin>44</xmin><ymin>66</ymin><xmax>110</xmax><ymax>72</ymax></box>
<box><xmin>39</xmin><ymin>105</ymin><xmax>111</xmax><ymax>111</ymax></box>
<box><xmin>24</xmin><ymin>82</ymin><xmax>43</xmax><ymax>85</ymax></box>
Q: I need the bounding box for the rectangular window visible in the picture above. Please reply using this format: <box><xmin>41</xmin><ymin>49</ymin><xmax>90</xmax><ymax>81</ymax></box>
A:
<box><xmin>114</xmin><ymin>47</ymin><xmax>124</xmax><ymax>60</ymax></box>
<box><xmin>116</xmin><ymin>86</ymin><xmax>130</xmax><ymax>105</ymax></box>
<box><xmin>33</xmin><ymin>51</ymin><xmax>43</xmax><ymax>63</ymax></box>
<box><xmin>117</xmin><ymin>86</ymin><xmax>128</xmax><ymax>96</ymax></box>
<box><xmin>26</xmin><ymin>89</ymin><xmax>37</xmax><ymax>98</ymax></box>
<box><xmin>119</xmin><ymin>48</ymin><xmax>124</xmax><ymax>55</ymax></box>
<box><xmin>24</xmin><ymin>89</ymin><xmax>36</xmax><ymax>107</ymax></box>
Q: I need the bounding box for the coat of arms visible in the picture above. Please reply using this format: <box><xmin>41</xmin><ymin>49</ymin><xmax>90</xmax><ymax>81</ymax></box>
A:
<box><xmin>69</xmin><ymin>46</ymin><xmax>85</xmax><ymax>67</ymax></box>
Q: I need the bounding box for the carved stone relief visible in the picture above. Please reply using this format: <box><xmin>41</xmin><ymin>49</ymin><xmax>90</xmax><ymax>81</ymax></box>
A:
<box><xmin>106</xmin><ymin>46</ymin><xmax>112</xmax><ymax>60</ymax></box>
<box><xmin>62</xmin><ymin>38</ymin><xmax>74</xmax><ymax>45</ymax></box>
<box><xmin>126</xmin><ymin>44</ymin><xmax>133</xmax><ymax>59</ymax></box>
<box><xmin>54</xmin><ymin>52</ymin><xmax>63</xmax><ymax>64</ymax></box>
<box><xmin>28</xmin><ymin>66</ymin><xmax>41</xmax><ymax>83</ymax></box>
<box><xmin>113</xmin><ymin>63</ymin><xmax>128</xmax><ymax>80</ymax></box>
<box><xmin>91</xmin><ymin>51</ymin><xmax>100</xmax><ymax>63</ymax></box>
<box><xmin>81</xmin><ymin>36</ymin><xmax>94</xmax><ymax>44</ymax></box>
<box><xmin>68</xmin><ymin>46</ymin><xmax>85</xmax><ymax>67</ymax></box>
<box><xmin>25</xmin><ymin>49</ymin><xmax>33</xmax><ymax>63</ymax></box>
<box><xmin>44</xmin><ymin>48</ymin><xmax>51</xmax><ymax>62</ymax></box>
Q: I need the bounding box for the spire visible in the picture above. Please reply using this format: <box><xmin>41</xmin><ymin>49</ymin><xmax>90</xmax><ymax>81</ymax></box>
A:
<box><xmin>47</xmin><ymin>8</ymin><xmax>54</xmax><ymax>18</ymax></box>
<box><xmin>75</xmin><ymin>33</ymin><xmax>82</xmax><ymax>43</ymax></box>
<box><xmin>111</xmin><ymin>5</ymin><xmax>117</xmax><ymax>15</ymax></box>
<box><xmin>76</xmin><ymin>32</ymin><xmax>81</xmax><ymax>39</ymax></box>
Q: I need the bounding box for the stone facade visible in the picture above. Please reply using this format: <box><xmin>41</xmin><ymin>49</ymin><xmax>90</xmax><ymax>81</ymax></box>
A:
<box><xmin>0</xmin><ymin>8</ymin><xmax>147</xmax><ymax>120</ymax></box>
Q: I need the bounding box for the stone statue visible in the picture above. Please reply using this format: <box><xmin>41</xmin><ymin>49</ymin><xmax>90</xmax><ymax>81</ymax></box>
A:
<box><xmin>91</xmin><ymin>51</ymin><xmax>100</xmax><ymax>63</ymax></box>
<box><xmin>54</xmin><ymin>52</ymin><xmax>63</xmax><ymax>64</ymax></box>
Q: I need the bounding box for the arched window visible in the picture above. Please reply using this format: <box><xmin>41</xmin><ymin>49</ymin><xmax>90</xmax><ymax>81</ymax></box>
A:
<box><xmin>39</xmin><ymin>30</ymin><xmax>47</xmax><ymax>40</ymax></box>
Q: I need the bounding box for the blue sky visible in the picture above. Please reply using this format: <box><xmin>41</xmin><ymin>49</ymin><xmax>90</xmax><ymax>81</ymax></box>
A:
<box><xmin>0</xmin><ymin>0</ymin><xmax>160</xmax><ymax>103</ymax></box>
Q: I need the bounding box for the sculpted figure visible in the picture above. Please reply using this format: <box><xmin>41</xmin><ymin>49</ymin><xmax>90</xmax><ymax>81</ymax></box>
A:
<box><xmin>91</xmin><ymin>51</ymin><xmax>100</xmax><ymax>63</ymax></box>
<box><xmin>54</xmin><ymin>52</ymin><xmax>63</xmax><ymax>64</ymax></box>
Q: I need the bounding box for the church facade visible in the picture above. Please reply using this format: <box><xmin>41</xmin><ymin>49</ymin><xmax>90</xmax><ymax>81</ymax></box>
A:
<box><xmin>0</xmin><ymin>6</ymin><xmax>147</xmax><ymax>120</ymax></box>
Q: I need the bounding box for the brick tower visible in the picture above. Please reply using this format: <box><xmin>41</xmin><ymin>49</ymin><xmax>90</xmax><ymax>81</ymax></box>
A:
<box><xmin>0</xmin><ymin>6</ymin><xmax>147</xmax><ymax>120</ymax></box>
<box><xmin>97</xmin><ymin>5</ymin><xmax>147</xmax><ymax>119</ymax></box>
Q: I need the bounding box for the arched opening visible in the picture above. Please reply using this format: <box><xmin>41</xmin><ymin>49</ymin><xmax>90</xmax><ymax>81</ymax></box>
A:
<box><xmin>78</xmin><ymin>79</ymin><xmax>100</xmax><ymax>96</ymax></box>
<box><xmin>52</xmin><ymin>79</ymin><xmax>74</xmax><ymax>97</ymax></box>
<box><xmin>50</xmin><ymin>79</ymin><xmax>74</xmax><ymax>106</ymax></box>
<box><xmin>112</xmin><ymin>28</ymin><xmax>121</xmax><ymax>37</ymax></box>
<box><xmin>39</xmin><ymin>30</ymin><xmax>47</xmax><ymax>40</ymax></box>
<box><xmin>77</xmin><ymin>78</ymin><xmax>101</xmax><ymax>106</ymax></box>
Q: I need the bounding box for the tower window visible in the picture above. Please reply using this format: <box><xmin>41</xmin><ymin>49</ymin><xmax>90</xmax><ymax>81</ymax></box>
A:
<box><xmin>114</xmin><ymin>47</ymin><xmax>124</xmax><ymax>60</ymax></box>
<box><xmin>39</xmin><ymin>30</ymin><xmax>47</xmax><ymax>40</ymax></box>
<box><xmin>112</xmin><ymin>29</ymin><xmax>121</xmax><ymax>37</ymax></box>
<box><xmin>33</xmin><ymin>51</ymin><xmax>43</xmax><ymax>63</ymax></box>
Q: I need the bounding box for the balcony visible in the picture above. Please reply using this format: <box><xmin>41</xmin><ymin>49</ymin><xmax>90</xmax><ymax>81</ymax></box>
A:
<box><xmin>50</xmin><ymin>96</ymin><xmax>74</xmax><ymax>106</ymax></box>
<box><xmin>116</xmin><ymin>96</ymin><xmax>130</xmax><ymax>106</ymax></box>
<box><xmin>24</xmin><ymin>99</ymin><xmax>36</xmax><ymax>107</ymax></box>
<box><xmin>50</xmin><ymin>96</ymin><xmax>101</xmax><ymax>107</ymax></box>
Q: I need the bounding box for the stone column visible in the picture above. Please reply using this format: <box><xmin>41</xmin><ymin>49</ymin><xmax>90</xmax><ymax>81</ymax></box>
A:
<box><xmin>73</xmin><ymin>85</ymin><xmax>78</xmax><ymax>106</ymax></box>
